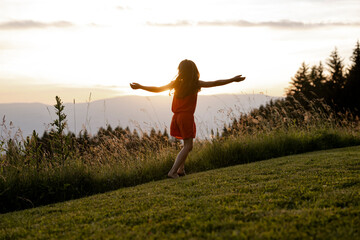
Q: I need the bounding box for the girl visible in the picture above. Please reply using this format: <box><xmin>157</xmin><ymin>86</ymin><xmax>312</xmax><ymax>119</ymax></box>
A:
<box><xmin>130</xmin><ymin>59</ymin><xmax>245</xmax><ymax>178</ymax></box>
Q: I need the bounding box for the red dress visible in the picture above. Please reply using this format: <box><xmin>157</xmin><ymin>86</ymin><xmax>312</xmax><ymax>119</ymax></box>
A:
<box><xmin>170</xmin><ymin>93</ymin><xmax>198</xmax><ymax>139</ymax></box>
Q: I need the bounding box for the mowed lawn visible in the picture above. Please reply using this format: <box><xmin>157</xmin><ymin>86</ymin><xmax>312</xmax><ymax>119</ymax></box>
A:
<box><xmin>1</xmin><ymin>146</ymin><xmax>359</xmax><ymax>239</ymax></box>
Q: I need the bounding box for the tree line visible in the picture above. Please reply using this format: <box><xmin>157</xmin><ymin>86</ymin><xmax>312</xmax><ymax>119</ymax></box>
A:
<box><xmin>222</xmin><ymin>41</ymin><xmax>360</xmax><ymax>137</ymax></box>
<box><xmin>286</xmin><ymin>41</ymin><xmax>360</xmax><ymax>115</ymax></box>
<box><xmin>3</xmin><ymin>96</ymin><xmax>177</xmax><ymax>167</ymax></box>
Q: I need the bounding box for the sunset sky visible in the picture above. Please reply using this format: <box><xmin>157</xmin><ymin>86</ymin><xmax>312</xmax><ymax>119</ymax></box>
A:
<box><xmin>1</xmin><ymin>0</ymin><xmax>359</xmax><ymax>104</ymax></box>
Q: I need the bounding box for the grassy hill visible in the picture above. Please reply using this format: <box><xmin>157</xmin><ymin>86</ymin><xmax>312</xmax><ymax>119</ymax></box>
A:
<box><xmin>1</xmin><ymin>146</ymin><xmax>359</xmax><ymax>239</ymax></box>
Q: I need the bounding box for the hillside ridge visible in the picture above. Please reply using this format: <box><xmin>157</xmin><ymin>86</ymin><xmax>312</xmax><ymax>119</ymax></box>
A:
<box><xmin>1</xmin><ymin>146</ymin><xmax>359</xmax><ymax>239</ymax></box>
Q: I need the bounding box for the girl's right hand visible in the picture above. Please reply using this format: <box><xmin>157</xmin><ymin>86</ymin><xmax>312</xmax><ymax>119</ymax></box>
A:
<box><xmin>130</xmin><ymin>83</ymin><xmax>141</xmax><ymax>89</ymax></box>
<box><xmin>232</xmin><ymin>75</ymin><xmax>246</xmax><ymax>82</ymax></box>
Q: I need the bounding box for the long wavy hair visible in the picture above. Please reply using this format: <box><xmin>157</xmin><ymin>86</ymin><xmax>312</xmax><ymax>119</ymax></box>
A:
<box><xmin>172</xmin><ymin>59</ymin><xmax>200</xmax><ymax>98</ymax></box>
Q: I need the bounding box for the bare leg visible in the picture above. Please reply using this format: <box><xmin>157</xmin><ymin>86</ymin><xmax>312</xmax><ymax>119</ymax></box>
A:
<box><xmin>168</xmin><ymin>138</ymin><xmax>193</xmax><ymax>178</ymax></box>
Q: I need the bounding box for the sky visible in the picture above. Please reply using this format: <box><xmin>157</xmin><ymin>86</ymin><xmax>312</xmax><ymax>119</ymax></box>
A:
<box><xmin>0</xmin><ymin>0</ymin><xmax>359</xmax><ymax>104</ymax></box>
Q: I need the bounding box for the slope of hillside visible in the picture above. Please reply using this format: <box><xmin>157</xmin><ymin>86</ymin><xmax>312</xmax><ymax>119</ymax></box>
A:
<box><xmin>1</xmin><ymin>146</ymin><xmax>359</xmax><ymax>239</ymax></box>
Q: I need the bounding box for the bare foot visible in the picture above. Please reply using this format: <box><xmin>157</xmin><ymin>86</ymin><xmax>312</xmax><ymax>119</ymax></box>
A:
<box><xmin>177</xmin><ymin>171</ymin><xmax>186</xmax><ymax>177</ymax></box>
<box><xmin>167</xmin><ymin>172</ymin><xmax>179</xmax><ymax>179</ymax></box>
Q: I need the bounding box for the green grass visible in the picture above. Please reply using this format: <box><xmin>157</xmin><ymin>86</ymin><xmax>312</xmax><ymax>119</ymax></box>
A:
<box><xmin>1</xmin><ymin>146</ymin><xmax>359</xmax><ymax>239</ymax></box>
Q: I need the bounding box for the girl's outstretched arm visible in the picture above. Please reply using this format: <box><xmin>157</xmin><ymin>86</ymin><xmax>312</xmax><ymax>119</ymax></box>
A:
<box><xmin>130</xmin><ymin>81</ymin><xmax>174</xmax><ymax>93</ymax></box>
<box><xmin>199</xmin><ymin>75</ymin><xmax>245</xmax><ymax>88</ymax></box>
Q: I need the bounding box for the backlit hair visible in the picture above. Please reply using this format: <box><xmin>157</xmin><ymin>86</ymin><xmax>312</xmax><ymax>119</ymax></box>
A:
<box><xmin>172</xmin><ymin>59</ymin><xmax>200</xmax><ymax>98</ymax></box>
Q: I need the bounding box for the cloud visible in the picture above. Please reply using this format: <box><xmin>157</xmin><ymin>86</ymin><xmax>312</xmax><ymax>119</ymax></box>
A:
<box><xmin>0</xmin><ymin>20</ymin><xmax>74</xmax><ymax>30</ymax></box>
<box><xmin>199</xmin><ymin>20</ymin><xmax>360</xmax><ymax>29</ymax></box>
<box><xmin>148</xmin><ymin>19</ymin><xmax>360</xmax><ymax>29</ymax></box>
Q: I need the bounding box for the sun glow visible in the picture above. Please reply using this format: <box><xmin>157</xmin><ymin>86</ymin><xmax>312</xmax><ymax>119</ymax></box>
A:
<box><xmin>1</xmin><ymin>0</ymin><xmax>360</xmax><ymax>103</ymax></box>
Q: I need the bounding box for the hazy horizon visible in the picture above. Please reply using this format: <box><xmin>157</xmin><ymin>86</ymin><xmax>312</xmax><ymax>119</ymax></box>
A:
<box><xmin>1</xmin><ymin>0</ymin><xmax>359</xmax><ymax>104</ymax></box>
<box><xmin>0</xmin><ymin>93</ymin><xmax>279</xmax><ymax>139</ymax></box>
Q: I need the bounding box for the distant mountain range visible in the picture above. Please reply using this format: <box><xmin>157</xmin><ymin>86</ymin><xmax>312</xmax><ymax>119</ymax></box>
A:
<box><xmin>0</xmin><ymin>94</ymin><xmax>280</xmax><ymax>139</ymax></box>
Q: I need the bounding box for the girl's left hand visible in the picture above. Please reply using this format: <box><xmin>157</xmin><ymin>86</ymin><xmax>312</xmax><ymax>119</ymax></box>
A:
<box><xmin>130</xmin><ymin>83</ymin><xmax>141</xmax><ymax>89</ymax></box>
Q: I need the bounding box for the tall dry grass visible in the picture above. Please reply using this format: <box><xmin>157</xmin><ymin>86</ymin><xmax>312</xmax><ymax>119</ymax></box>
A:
<box><xmin>1</xmin><ymin>96</ymin><xmax>360</xmax><ymax>213</ymax></box>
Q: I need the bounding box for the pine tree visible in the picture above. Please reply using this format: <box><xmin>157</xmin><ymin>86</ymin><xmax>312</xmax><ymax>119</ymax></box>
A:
<box><xmin>114</xmin><ymin>126</ymin><xmax>125</xmax><ymax>137</ymax></box>
<box><xmin>24</xmin><ymin>130</ymin><xmax>43</xmax><ymax>169</ymax></box>
<box><xmin>325</xmin><ymin>48</ymin><xmax>346</xmax><ymax>109</ymax></box>
<box><xmin>348</xmin><ymin>41</ymin><xmax>360</xmax><ymax>74</ymax></box>
<box><xmin>345</xmin><ymin>41</ymin><xmax>360</xmax><ymax>115</ymax></box>
<box><xmin>162</xmin><ymin>129</ymin><xmax>169</xmax><ymax>139</ymax></box>
<box><xmin>150</xmin><ymin>128</ymin><xmax>157</xmax><ymax>138</ymax></box>
<box><xmin>51</xmin><ymin>96</ymin><xmax>67</xmax><ymax>135</ymax></box>
<box><xmin>106</xmin><ymin>125</ymin><xmax>113</xmax><ymax>136</ymax></box>
<box><xmin>286</xmin><ymin>62</ymin><xmax>313</xmax><ymax>107</ymax></box>
<box><xmin>50</xmin><ymin>96</ymin><xmax>70</xmax><ymax>164</ymax></box>
<box><xmin>309</xmin><ymin>62</ymin><xmax>327</xmax><ymax>98</ymax></box>
<box><xmin>132</xmin><ymin>129</ymin><xmax>140</xmax><ymax>139</ymax></box>
<box><xmin>287</xmin><ymin>62</ymin><xmax>311</xmax><ymax>97</ymax></box>
<box><xmin>327</xmin><ymin>47</ymin><xmax>346</xmax><ymax>88</ymax></box>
